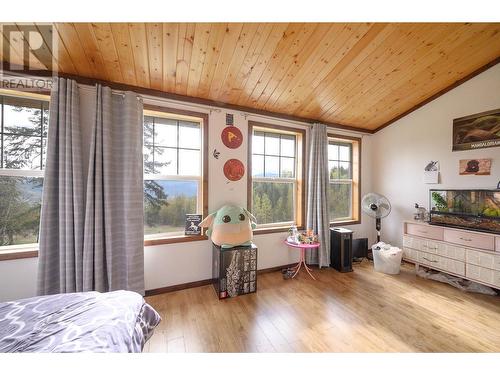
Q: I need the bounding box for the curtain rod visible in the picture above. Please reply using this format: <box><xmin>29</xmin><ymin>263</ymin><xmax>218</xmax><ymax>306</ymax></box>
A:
<box><xmin>239</xmin><ymin>111</ymin><xmax>310</xmax><ymax>128</ymax></box>
<box><xmin>77</xmin><ymin>83</ymin><xmax>142</xmax><ymax>101</ymax></box>
<box><xmin>140</xmin><ymin>93</ymin><xmax>222</xmax><ymax>114</ymax></box>
<box><xmin>78</xmin><ymin>83</ymin><xmax>220</xmax><ymax>112</ymax></box>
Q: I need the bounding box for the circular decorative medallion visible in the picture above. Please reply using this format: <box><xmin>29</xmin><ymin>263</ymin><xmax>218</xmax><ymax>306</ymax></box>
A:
<box><xmin>221</xmin><ymin>126</ymin><xmax>243</xmax><ymax>149</ymax></box>
<box><xmin>223</xmin><ymin>159</ymin><xmax>245</xmax><ymax>181</ymax></box>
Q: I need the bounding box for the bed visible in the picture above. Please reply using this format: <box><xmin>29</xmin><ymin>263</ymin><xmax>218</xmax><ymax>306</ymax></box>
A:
<box><xmin>0</xmin><ymin>290</ymin><xmax>161</xmax><ymax>353</ymax></box>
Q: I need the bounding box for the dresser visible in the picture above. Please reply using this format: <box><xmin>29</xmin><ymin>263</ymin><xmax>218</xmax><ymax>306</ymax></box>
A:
<box><xmin>403</xmin><ymin>220</ymin><xmax>500</xmax><ymax>289</ymax></box>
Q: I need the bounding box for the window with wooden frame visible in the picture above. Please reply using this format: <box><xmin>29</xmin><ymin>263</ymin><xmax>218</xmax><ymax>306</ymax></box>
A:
<box><xmin>143</xmin><ymin>105</ymin><xmax>208</xmax><ymax>246</ymax></box>
<box><xmin>327</xmin><ymin>134</ymin><xmax>361</xmax><ymax>225</ymax></box>
<box><xmin>0</xmin><ymin>91</ymin><xmax>49</xmax><ymax>257</ymax></box>
<box><xmin>248</xmin><ymin>121</ymin><xmax>305</xmax><ymax>233</ymax></box>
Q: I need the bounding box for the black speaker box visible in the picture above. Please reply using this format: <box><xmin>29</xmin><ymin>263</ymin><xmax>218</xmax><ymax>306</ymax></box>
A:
<box><xmin>352</xmin><ymin>238</ymin><xmax>368</xmax><ymax>259</ymax></box>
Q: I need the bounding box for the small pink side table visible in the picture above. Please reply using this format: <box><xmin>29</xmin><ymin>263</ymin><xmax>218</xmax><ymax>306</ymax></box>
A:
<box><xmin>284</xmin><ymin>240</ymin><xmax>320</xmax><ymax>280</ymax></box>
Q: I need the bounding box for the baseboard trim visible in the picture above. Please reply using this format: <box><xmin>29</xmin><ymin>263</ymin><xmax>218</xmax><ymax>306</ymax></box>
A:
<box><xmin>145</xmin><ymin>263</ymin><xmax>296</xmax><ymax>297</ymax></box>
<box><xmin>257</xmin><ymin>263</ymin><xmax>296</xmax><ymax>274</ymax></box>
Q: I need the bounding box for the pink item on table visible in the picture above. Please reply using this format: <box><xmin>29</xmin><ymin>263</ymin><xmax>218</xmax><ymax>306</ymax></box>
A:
<box><xmin>284</xmin><ymin>240</ymin><xmax>320</xmax><ymax>280</ymax></box>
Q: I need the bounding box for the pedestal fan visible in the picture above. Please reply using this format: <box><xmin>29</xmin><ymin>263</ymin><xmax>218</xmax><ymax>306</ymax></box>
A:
<box><xmin>361</xmin><ymin>193</ymin><xmax>392</xmax><ymax>243</ymax></box>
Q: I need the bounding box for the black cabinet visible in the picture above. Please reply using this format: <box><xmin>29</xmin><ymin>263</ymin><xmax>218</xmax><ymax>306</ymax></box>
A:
<box><xmin>212</xmin><ymin>243</ymin><xmax>257</xmax><ymax>299</ymax></box>
<box><xmin>330</xmin><ymin>228</ymin><xmax>353</xmax><ymax>272</ymax></box>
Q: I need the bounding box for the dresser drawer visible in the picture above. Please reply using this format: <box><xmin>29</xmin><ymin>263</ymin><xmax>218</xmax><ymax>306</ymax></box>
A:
<box><xmin>420</xmin><ymin>240</ymin><xmax>445</xmax><ymax>254</ymax></box>
<box><xmin>443</xmin><ymin>229</ymin><xmax>494</xmax><ymax>251</ymax></box>
<box><xmin>406</xmin><ymin>223</ymin><xmax>444</xmax><ymax>240</ymax></box>
<box><xmin>466</xmin><ymin>249</ymin><xmax>500</xmax><ymax>271</ymax></box>
<box><xmin>422</xmin><ymin>240</ymin><xmax>466</xmax><ymax>262</ymax></box>
<box><xmin>443</xmin><ymin>244</ymin><xmax>466</xmax><ymax>262</ymax></box>
<box><xmin>417</xmin><ymin>251</ymin><xmax>465</xmax><ymax>276</ymax></box>
<box><xmin>466</xmin><ymin>264</ymin><xmax>500</xmax><ymax>288</ymax></box>
<box><xmin>403</xmin><ymin>235</ymin><xmax>425</xmax><ymax>251</ymax></box>
<box><xmin>403</xmin><ymin>247</ymin><xmax>418</xmax><ymax>261</ymax></box>
<box><xmin>403</xmin><ymin>235</ymin><xmax>413</xmax><ymax>249</ymax></box>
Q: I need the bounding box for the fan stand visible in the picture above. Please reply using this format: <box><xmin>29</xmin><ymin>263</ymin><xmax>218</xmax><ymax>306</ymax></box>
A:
<box><xmin>376</xmin><ymin>217</ymin><xmax>381</xmax><ymax>242</ymax></box>
<box><xmin>367</xmin><ymin>217</ymin><xmax>382</xmax><ymax>261</ymax></box>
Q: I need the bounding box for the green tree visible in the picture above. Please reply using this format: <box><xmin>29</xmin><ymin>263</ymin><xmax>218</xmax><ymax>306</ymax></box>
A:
<box><xmin>143</xmin><ymin>118</ymin><xmax>169</xmax><ymax>210</ymax></box>
<box><xmin>259</xmin><ymin>193</ymin><xmax>273</xmax><ymax>224</ymax></box>
<box><xmin>252</xmin><ymin>181</ymin><xmax>294</xmax><ymax>224</ymax></box>
<box><xmin>0</xmin><ymin>99</ymin><xmax>46</xmax><ymax>245</ymax></box>
<box><xmin>328</xmin><ymin>183</ymin><xmax>350</xmax><ymax>220</ymax></box>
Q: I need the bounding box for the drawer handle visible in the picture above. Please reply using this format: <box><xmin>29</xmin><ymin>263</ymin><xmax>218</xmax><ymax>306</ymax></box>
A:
<box><xmin>423</xmin><ymin>244</ymin><xmax>437</xmax><ymax>250</ymax></box>
<box><xmin>418</xmin><ymin>230</ymin><xmax>428</xmax><ymax>234</ymax></box>
<box><xmin>459</xmin><ymin>237</ymin><xmax>472</xmax><ymax>242</ymax></box>
<box><xmin>422</xmin><ymin>257</ymin><xmax>438</xmax><ymax>263</ymax></box>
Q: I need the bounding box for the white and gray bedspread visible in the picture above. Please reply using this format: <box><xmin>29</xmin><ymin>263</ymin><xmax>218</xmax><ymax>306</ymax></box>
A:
<box><xmin>0</xmin><ymin>290</ymin><xmax>161</xmax><ymax>353</ymax></box>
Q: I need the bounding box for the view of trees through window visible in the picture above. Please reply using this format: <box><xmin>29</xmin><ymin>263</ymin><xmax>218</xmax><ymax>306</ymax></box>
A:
<box><xmin>251</xmin><ymin>129</ymin><xmax>297</xmax><ymax>225</ymax></box>
<box><xmin>0</xmin><ymin>95</ymin><xmax>48</xmax><ymax>248</ymax></box>
<box><xmin>253</xmin><ymin>181</ymin><xmax>294</xmax><ymax>224</ymax></box>
<box><xmin>328</xmin><ymin>141</ymin><xmax>353</xmax><ymax>221</ymax></box>
<box><xmin>143</xmin><ymin>114</ymin><xmax>201</xmax><ymax>238</ymax></box>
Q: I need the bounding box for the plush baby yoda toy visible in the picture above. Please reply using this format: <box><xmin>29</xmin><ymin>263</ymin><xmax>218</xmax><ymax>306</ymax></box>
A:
<box><xmin>198</xmin><ymin>205</ymin><xmax>257</xmax><ymax>248</ymax></box>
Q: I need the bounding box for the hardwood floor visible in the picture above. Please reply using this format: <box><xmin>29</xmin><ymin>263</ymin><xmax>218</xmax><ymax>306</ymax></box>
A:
<box><xmin>144</xmin><ymin>261</ymin><xmax>500</xmax><ymax>352</ymax></box>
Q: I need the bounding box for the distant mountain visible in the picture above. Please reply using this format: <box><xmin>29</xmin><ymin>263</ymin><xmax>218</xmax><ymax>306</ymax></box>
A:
<box><xmin>10</xmin><ymin>177</ymin><xmax>197</xmax><ymax>202</ymax></box>
<box><xmin>16</xmin><ymin>177</ymin><xmax>43</xmax><ymax>201</ymax></box>
<box><xmin>149</xmin><ymin>180</ymin><xmax>198</xmax><ymax>197</ymax></box>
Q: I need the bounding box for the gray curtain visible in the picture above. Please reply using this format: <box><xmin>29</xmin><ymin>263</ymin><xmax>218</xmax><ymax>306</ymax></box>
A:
<box><xmin>83</xmin><ymin>85</ymin><xmax>144</xmax><ymax>294</ymax></box>
<box><xmin>82</xmin><ymin>85</ymin><xmax>145</xmax><ymax>295</ymax></box>
<box><xmin>38</xmin><ymin>78</ymin><xmax>85</xmax><ymax>295</ymax></box>
<box><xmin>305</xmin><ymin>123</ymin><xmax>330</xmax><ymax>267</ymax></box>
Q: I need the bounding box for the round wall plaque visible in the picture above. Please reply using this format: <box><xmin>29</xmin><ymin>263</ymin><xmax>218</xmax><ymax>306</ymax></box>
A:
<box><xmin>221</xmin><ymin>126</ymin><xmax>243</xmax><ymax>149</ymax></box>
<box><xmin>223</xmin><ymin>159</ymin><xmax>245</xmax><ymax>181</ymax></box>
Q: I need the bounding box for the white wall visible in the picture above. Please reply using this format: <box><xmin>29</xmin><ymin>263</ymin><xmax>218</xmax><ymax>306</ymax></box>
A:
<box><xmin>0</xmin><ymin>87</ymin><xmax>375</xmax><ymax>301</ymax></box>
<box><xmin>372</xmin><ymin>63</ymin><xmax>500</xmax><ymax>248</ymax></box>
<box><xmin>0</xmin><ymin>257</ymin><xmax>38</xmax><ymax>301</ymax></box>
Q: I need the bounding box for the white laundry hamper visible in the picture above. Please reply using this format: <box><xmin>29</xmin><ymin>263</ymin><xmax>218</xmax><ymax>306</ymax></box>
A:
<box><xmin>372</xmin><ymin>243</ymin><xmax>403</xmax><ymax>274</ymax></box>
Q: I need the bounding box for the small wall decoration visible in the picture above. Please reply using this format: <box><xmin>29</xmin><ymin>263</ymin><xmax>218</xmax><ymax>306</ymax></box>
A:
<box><xmin>213</xmin><ymin>149</ymin><xmax>220</xmax><ymax>159</ymax></box>
<box><xmin>226</xmin><ymin>113</ymin><xmax>234</xmax><ymax>126</ymax></box>
<box><xmin>459</xmin><ymin>158</ymin><xmax>492</xmax><ymax>175</ymax></box>
<box><xmin>452</xmin><ymin>108</ymin><xmax>500</xmax><ymax>151</ymax></box>
<box><xmin>185</xmin><ymin>214</ymin><xmax>202</xmax><ymax>235</ymax></box>
<box><xmin>423</xmin><ymin>161</ymin><xmax>439</xmax><ymax>184</ymax></box>
<box><xmin>223</xmin><ymin>158</ymin><xmax>245</xmax><ymax>181</ymax></box>
<box><xmin>221</xmin><ymin>126</ymin><xmax>243</xmax><ymax>149</ymax></box>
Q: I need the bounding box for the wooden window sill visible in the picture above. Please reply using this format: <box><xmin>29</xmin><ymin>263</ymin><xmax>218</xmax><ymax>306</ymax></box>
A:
<box><xmin>253</xmin><ymin>226</ymin><xmax>304</xmax><ymax>235</ymax></box>
<box><xmin>330</xmin><ymin>219</ymin><xmax>361</xmax><ymax>227</ymax></box>
<box><xmin>144</xmin><ymin>235</ymin><xmax>208</xmax><ymax>246</ymax></box>
<box><xmin>0</xmin><ymin>235</ymin><xmax>212</xmax><ymax>259</ymax></box>
<box><xmin>0</xmin><ymin>235</ymin><xmax>211</xmax><ymax>259</ymax></box>
<box><xmin>0</xmin><ymin>249</ymin><xmax>39</xmax><ymax>261</ymax></box>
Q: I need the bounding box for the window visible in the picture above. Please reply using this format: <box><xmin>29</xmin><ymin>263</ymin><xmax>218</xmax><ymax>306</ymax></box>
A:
<box><xmin>143</xmin><ymin>106</ymin><xmax>208</xmax><ymax>245</ymax></box>
<box><xmin>248</xmin><ymin>121</ymin><xmax>305</xmax><ymax>232</ymax></box>
<box><xmin>0</xmin><ymin>92</ymin><xmax>49</xmax><ymax>252</ymax></box>
<box><xmin>328</xmin><ymin>134</ymin><xmax>361</xmax><ymax>225</ymax></box>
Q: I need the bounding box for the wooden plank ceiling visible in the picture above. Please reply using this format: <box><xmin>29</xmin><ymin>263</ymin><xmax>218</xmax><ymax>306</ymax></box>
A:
<box><xmin>1</xmin><ymin>23</ymin><xmax>500</xmax><ymax>131</ymax></box>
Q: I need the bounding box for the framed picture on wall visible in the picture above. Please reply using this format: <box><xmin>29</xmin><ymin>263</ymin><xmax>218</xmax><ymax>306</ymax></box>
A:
<box><xmin>459</xmin><ymin>158</ymin><xmax>492</xmax><ymax>175</ymax></box>
<box><xmin>452</xmin><ymin>108</ymin><xmax>500</xmax><ymax>151</ymax></box>
<box><xmin>185</xmin><ymin>214</ymin><xmax>202</xmax><ymax>235</ymax></box>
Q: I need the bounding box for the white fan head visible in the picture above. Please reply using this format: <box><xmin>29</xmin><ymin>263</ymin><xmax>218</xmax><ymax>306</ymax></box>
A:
<box><xmin>362</xmin><ymin>193</ymin><xmax>391</xmax><ymax>219</ymax></box>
